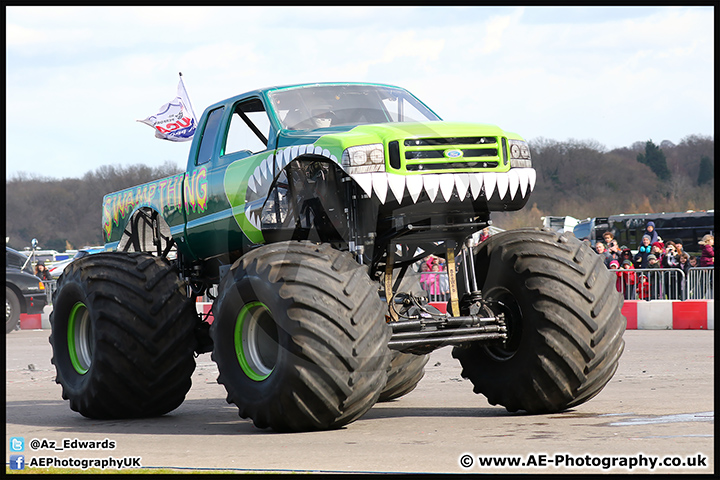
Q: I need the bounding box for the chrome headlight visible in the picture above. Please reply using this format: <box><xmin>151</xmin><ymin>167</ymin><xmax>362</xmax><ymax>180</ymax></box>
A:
<box><xmin>508</xmin><ymin>139</ymin><xmax>532</xmax><ymax>168</ymax></box>
<box><xmin>341</xmin><ymin>144</ymin><xmax>385</xmax><ymax>174</ymax></box>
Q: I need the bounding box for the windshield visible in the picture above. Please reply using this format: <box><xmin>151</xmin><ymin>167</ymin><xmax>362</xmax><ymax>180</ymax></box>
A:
<box><xmin>268</xmin><ymin>84</ymin><xmax>440</xmax><ymax>130</ymax></box>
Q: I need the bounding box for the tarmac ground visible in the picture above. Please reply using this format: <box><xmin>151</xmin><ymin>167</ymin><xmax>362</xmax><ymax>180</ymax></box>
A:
<box><xmin>5</xmin><ymin>329</ymin><xmax>714</xmax><ymax>474</ymax></box>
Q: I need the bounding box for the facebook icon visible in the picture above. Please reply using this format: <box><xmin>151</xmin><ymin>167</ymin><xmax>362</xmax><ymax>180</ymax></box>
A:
<box><xmin>10</xmin><ymin>455</ymin><xmax>25</xmax><ymax>470</ymax></box>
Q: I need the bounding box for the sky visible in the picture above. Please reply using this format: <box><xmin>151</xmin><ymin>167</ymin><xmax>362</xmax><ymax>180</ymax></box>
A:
<box><xmin>6</xmin><ymin>6</ymin><xmax>714</xmax><ymax>180</ymax></box>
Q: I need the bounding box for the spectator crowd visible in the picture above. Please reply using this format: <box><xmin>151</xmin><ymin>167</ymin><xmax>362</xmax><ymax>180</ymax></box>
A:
<box><xmin>412</xmin><ymin>223</ymin><xmax>713</xmax><ymax>303</ymax></box>
<box><xmin>592</xmin><ymin>224</ymin><xmax>713</xmax><ymax>301</ymax></box>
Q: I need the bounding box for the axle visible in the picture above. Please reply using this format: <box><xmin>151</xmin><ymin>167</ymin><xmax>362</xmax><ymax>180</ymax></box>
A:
<box><xmin>386</xmin><ymin>297</ymin><xmax>507</xmax><ymax>354</ymax></box>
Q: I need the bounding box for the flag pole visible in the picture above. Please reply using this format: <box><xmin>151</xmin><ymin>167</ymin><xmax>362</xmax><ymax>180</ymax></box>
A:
<box><xmin>177</xmin><ymin>72</ymin><xmax>196</xmax><ymax>121</ymax></box>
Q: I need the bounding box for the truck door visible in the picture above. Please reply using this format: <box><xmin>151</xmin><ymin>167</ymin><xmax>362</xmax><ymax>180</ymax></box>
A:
<box><xmin>184</xmin><ymin>97</ymin><xmax>276</xmax><ymax>261</ymax></box>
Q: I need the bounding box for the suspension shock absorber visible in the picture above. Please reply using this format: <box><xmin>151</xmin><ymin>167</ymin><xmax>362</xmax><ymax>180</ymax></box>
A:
<box><xmin>466</xmin><ymin>237</ymin><xmax>479</xmax><ymax>293</ymax></box>
<box><xmin>446</xmin><ymin>240</ymin><xmax>461</xmax><ymax>317</ymax></box>
<box><xmin>384</xmin><ymin>244</ymin><xmax>399</xmax><ymax>322</ymax></box>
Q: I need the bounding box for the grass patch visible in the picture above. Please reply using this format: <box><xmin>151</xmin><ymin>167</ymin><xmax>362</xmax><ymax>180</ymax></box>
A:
<box><xmin>6</xmin><ymin>467</ymin><xmax>238</xmax><ymax>474</ymax></box>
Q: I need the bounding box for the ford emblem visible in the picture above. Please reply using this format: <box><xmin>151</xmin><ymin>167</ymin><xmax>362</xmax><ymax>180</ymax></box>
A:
<box><xmin>444</xmin><ymin>149</ymin><xmax>463</xmax><ymax>159</ymax></box>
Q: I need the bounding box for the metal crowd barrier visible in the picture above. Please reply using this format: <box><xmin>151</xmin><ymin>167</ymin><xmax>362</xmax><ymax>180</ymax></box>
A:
<box><xmin>419</xmin><ymin>271</ymin><xmax>451</xmax><ymax>302</ymax></box>
<box><xmin>613</xmin><ymin>267</ymin><xmax>714</xmax><ymax>301</ymax></box>
<box><xmin>42</xmin><ymin>280</ymin><xmax>57</xmax><ymax>306</ymax></box>
<box><xmin>421</xmin><ymin>266</ymin><xmax>714</xmax><ymax>303</ymax></box>
<box><xmin>419</xmin><ymin>266</ymin><xmax>714</xmax><ymax>303</ymax></box>
<box><xmin>45</xmin><ymin>266</ymin><xmax>713</xmax><ymax>307</ymax></box>
<box><xmin>614</xmin><ymin>268</ymin><xmax>684</xmax><ymax>301</ymax></box>
<box><xmin>686</xmin><ymin>267</ymin><xmax>714</xmax><ymax>300</ymax></box>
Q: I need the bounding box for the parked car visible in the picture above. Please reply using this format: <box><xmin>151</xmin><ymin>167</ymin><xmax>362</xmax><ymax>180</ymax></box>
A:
<box><xmin>48</xmin><ymin>247</ymin><xmax>105</xmax><ymax>278</ymax></box>
<box><xmin>6</xmin><ymin>247</ymin><xmax>48</xmax><ymax>333</ymax></box>
<box><xmin>6</xmin><ymin>246</ymin><xmax>33</xmax><ymax>274</ymax></box>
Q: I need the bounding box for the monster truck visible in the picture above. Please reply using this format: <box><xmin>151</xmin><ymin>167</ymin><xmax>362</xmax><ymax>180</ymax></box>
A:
<box><xmin>50</xmin><ymin>82</ymin><xmax>625</xmax><ymax>431</ymax></box>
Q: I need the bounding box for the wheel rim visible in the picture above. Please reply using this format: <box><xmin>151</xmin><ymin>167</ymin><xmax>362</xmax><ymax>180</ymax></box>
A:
<box><xmin>6</xmin><ymin>299</ymin><xmax>12</xmax><ymax>322</ymax></box>
<box><xmin>483</xmin><ymin>288</ymin><xmax>523</xmax><ymax>361</ymax></box>
<box><xmin>234</xmin><ymin>302</ymin><xmax>278</xmax><ymax>381</ymax></box>
<box><xmin>67</xmin><ymin>302</ymin><xmax>93</xmax><ymax>374</ymax></box>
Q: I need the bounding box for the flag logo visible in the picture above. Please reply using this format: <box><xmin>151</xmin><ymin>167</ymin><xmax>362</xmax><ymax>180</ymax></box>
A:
<box><xmin>138</xmin><ymin>73</ymin><xmax>197</xmax><ymax>142</ymax></box>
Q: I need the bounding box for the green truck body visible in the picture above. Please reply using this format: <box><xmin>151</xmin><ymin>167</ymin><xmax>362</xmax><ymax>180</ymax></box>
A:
<box><xmin>102</xmin><ymin>83</ymin><xmax>535</xmax><ymax>270</ymax></box>
<box><xmin>50</xmin><ymin>82</ymin><xmax>624</xmax><ymax>433</ymax></box>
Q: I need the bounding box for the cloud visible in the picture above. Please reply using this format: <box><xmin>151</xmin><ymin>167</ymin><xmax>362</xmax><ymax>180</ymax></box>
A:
<box><xmin>476</xmin><ymin>11</ymin><xmax>520</xmax><ymax>55</ymax></box>
<box><xmin>380</xmin><ymin>31</ymin><xmax>445</xmax><ymax>63</ymax></box>
<box><xmin>178</xmin><ymin>42</ymin><xmax>258</xmax><ymax>72</ymax></box>
<box><xmin>5</xmin><ymin>6</ymin><xmax>714</xmax><ymax>179</ymax></box>
<box><xmin>6</xmin><ymin>23</ymin><xmax>48</xmax><ymax>46</ymax></box>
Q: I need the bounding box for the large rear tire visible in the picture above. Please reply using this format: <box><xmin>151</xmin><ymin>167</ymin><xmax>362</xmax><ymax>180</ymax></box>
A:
<box><xmin>211</xmin><ymin>241</ymin><xmax>391</xmax><ymax>432</ymax></box>
<box><xmin>452</xmin><ymin>228</ymin><xmax>625</xmax><ymax>413</ymax></box>
<box><xmin>49</xmin><ymin>252</ymin><xmax>197</xmax><ymax>418</ymax></box>
<box><xmin>378</xmin><ymin>352</ymin><xmax>428</xmax><ymax>402</ymax></box>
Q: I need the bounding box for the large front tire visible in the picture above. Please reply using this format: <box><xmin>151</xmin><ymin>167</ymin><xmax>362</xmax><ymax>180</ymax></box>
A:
<box><xmin>211</xmin><ymin>241</ymin><xmax>391</xmax><ymax>432</ymax></box>
<box><xmin>453</xmin><ymin>228</ymin><xmax>625</xmax><ymax>413</ymax></box>
<box><xmin>49</xmin><ymin>252</ymin><xmax>198</xmax><ymax>418</ymax></box>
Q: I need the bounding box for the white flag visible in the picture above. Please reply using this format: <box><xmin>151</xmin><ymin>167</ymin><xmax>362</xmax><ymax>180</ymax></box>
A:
<box><xmin>138</xmin><ymin>73</ymin><xmax>197</xmax><ymax>142</ymax></box>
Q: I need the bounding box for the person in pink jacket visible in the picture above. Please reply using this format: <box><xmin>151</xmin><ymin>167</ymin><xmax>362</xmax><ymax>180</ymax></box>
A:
<box><xmin>697</xmin><ymin>235</ymin><xmax>714</xmax><ymax>298</ymax></box>
<box><xmin>699</xmin><ymin>235</ymin><xmax>714</xmax><ymax>267</ymax></box>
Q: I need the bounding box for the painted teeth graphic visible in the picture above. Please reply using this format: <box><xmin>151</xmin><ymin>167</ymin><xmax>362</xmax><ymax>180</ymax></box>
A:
<box><xmin>350</xmin><ymin>168</ymin><xmax>536</xmax><ymax>204</ymax></box>
<box><xmin>244</xmin><ymin>145</ymin><xmax>337</xmax><ymax>229</ymax></box>
<box><xmin>247</xmin><ymin>145</ymin><xmax>337</xmax><ymax>195</ymax></box>
<box><xmin>245</xmin><ymin>206</ymin><xmax>262</xmax><ymax>231</ymax></box>
<box><xmin>242</xmin><ymin>143</ymin><xmax>536</xmax><ymax>231</ymax></box>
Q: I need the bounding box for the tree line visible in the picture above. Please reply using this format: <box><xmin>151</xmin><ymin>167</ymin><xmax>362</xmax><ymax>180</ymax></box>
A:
<box><xmin>6</xmin><ymin>162</ymin><xmax>183</xmax><ymax>252</ymax></box>
<box><xmin>494</xmin><ymin>134</ymin><xmax>714</xmax><ymax>230</ymax></box>
<box><xmin>5</xmin><ymin>135</ymin><xmax>714</xmax><ymax>252</ymax></box>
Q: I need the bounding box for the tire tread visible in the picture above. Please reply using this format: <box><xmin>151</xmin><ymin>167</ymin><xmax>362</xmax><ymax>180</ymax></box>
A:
<box><xmin>453</xmin><ymin>228</ymin><xmax>625</xmax><ymax>414</ymax></box>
